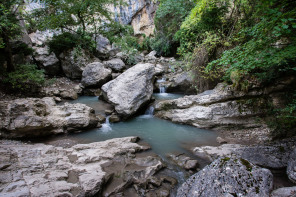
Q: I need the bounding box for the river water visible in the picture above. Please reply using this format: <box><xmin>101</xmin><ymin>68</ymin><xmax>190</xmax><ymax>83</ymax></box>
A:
<box><xmin>66</xmin><ymin>94</ymin><xmax>218</xmax><ymax>160</ymax></box>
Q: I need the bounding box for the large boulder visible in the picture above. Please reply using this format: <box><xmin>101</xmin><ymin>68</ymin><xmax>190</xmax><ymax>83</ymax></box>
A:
<box><xmin>59</xmin><ymin>49</ymin><xmax>92</xmax><ymax>79</ymax></box>
<box><xmin>101</xmin><ymin>63</ymin><xmax>155</xmax><ymax>117</ymax></box>
<box><xmin>33</xmin><ymin>46</ymin><xmax>61</xmax><ymax>76</ymax></box>
<box><xmin>103</xmin><ymin>58</ymin><xmax>126</xmax><ymax>72</ymax></box>
<box><xmin>287</xmin><ymin>148</ymin><xmax>296</xmax><ymax>183</ymax></box>
<box><xmin>0</xmin><ymin>137</ymin><xmax>149</xmax><ymax>197</ymax></box>
<box><xmin>0</xmin><ymin>97</ymin><xmax>98</xmax><ymax>138</ymax></box>
<box><xmin>81</xmin><ymin>62</ymin><xmax>112</xmax><ymax>88</ymax></box>
<box><xmin>177</xmin><ymin>156</ymin><xmax>273</xmax><ymax>197</ymax></box>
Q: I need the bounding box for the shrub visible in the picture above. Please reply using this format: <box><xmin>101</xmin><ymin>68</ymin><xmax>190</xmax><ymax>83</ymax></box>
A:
<box><xmin>48</xmin><ymin>32</ymin><xmax>96</xmax><ymax>55</ymax></box>
<box><xmin>153</xmin><ymin>0</ymin><xmax>194</xmax><ymax>56</ymax></box>
<box><xmin>3</xmin><ymin>64</ymin><xmax>45</xmax><ymax>92</ymax></box>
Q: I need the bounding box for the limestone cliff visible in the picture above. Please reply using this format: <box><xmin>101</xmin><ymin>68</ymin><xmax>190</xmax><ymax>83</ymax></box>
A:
<box><xmin>112</xmin><ymin>0</ymin><xmax>158</xmax><ymax>36</ymax></box>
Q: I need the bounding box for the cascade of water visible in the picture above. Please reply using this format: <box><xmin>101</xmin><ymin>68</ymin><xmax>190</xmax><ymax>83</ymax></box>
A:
<box><xmin>145</xmin><ymin>106</ymin><xmax>155</xmax><ymax>115</ymax></box>
<box><xmin>157</xmin><ymin>78</ymin><xmax>167</xmax><ymax>94</ymax></box>
<box><xmin>100</xmin><ymin>116</ymin><xmax>112</xmax><ymax>132</ymax></box>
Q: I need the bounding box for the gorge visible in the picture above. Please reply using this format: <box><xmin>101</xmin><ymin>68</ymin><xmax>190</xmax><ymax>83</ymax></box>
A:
<box><xmin>0</xmin><ymin>0</ymin><xmax>295</xmax><ymax>197</ymax></box>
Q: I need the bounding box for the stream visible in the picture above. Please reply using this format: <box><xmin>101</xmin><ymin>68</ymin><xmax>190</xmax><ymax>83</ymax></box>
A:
<box><xmin>64</xmin><ymin>94</ymin><xmax>218</xmax><ymax>160</ymax></box>
<box><xmin>44</xmin><ymin>92</ymin><xmax>219</xmax><ymax>193</ymax></box>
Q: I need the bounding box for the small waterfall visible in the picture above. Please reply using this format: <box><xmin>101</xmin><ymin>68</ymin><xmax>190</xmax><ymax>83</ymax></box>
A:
<box><xmin>101</xmin><ymin>116</ymin><xmax>112</xmax><ymax>132</ymax></box>
<box><xmin>145</xmin><ymin>106</ymin><xmax>154</xmax><ymax>115</ymax></box>
<box><xmin>157</xmin><ymin>78</ymin><xmax>167</xmax><ymax>94</ymax></box>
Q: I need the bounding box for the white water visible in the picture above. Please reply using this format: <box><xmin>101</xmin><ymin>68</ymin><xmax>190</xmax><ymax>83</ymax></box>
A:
<box><xmin>157</xmin><ymin>78</ymin><xmax>168</xmax><ymax>94</ymax></box>
<box><xmin>101</xmin><ymin>116</ymin><xmax>112</xmax><ymax>132</ymax></box>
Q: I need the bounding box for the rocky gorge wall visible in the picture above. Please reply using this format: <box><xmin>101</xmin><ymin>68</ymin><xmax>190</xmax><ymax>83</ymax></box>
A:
<box><xmin>111</xmin><ymin>0</ymin><xmax>158</xmax><ymax>36</ymax></box>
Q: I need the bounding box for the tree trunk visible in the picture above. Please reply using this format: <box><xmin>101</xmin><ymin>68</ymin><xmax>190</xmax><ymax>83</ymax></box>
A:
<box><xmin>2</xmin><ymin>32</ymin><xmax>15</xmax><ymax>72</ymax></box>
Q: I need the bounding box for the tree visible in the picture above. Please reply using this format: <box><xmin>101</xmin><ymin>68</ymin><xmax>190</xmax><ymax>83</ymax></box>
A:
<box><xmin>0</xmin><ymin>0</ymin><xmax>24</xmax><ymax>72</ymax></box>
<box><xmin>31</xmin><ymin>0</ymin><xmax>122</xmax><ymax>36</ymax></box>
<box><xmin>152</xmin><ymin>0</ymin><xmax>195</xmax><ymax>56</ymax></box>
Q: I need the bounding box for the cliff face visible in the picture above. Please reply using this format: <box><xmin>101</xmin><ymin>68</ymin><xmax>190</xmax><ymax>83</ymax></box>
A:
<box><xmin>113</xmin><ymin>0</ymin><xmax>158</xmax><ymax>36</ymax></box>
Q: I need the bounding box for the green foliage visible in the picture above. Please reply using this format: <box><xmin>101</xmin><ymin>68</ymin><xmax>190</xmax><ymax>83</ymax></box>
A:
<box><xmin>0</xmin><ymin>0</ymin><xmax>26</xmax><ymax>72</ymax></box>
<box><xmin>3</xmin><ymin>64</ymin><xmax>45</xmax><ymax>91</ymax></box>
<box><xmin>150</xmin><ymin>33</ymin><xmax>171</xmax><ymax>56</ymax></box>
<box><xmin>175</xmin><ymin>0</ymin><xmax>230</xmax><ymax>56</ymax></box>
<box><xmin>153</xmin><ymin>0</ymin><xmax>194</xmax><ymax>56</ymax></box>
<box><xmin>47</xmin><ymin>32</ymin><xmax>95</xmax><ymax>55</ymax></box>
<box><xmin>270</xmin><ymin>92</ymin><xmax>296</xmax><ymax>138</ymax></box>
<box><xmin>31</xmin><ymin>0</ymin><xmax>121</xmax><ymax>35</ymax></box>
<box><xmin>0</xmin><ymin>0</ymin><xmax>23</xmax><ymax>48</ymax></box>
<box><xmin>99</xmin><ymin>22</ymin><xmax>134</xmax><ymax>43</ymax></box>
<box><xmin>100</xmin><ymin>22</ymin><xmax>142</xmax><ymax>66</ymax></box>
<box><xmin>206</xmin><ymin>1</ymin><xmax>296</xmax><ymax>85</ymax></box>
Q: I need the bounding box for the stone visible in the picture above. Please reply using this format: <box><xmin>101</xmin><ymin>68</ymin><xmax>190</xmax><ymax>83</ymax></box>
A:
<box><xmin>29</xmin><ymin>30</ymin><xmax>54</xmax><ymax>46</ymax></box>
<box><xmin>112</xmin><ymin>73</ymin><xmax>121</xmax><ymax>79</ymax></box>
<box><xmin>96</xmin><ymin>114</ymin><xmax>106</xmax><ymax>123</ymax></box>
<box><xmin>166</xmin><ymin>71</ymin><xmax>196</xmax><ymax>94</ymax></box>
<box><xmin>41</xmin><ymin>77</ymin><xmax>82</xmax><ymax>99</ymax></box>
<box><xmin>83</xmin><ymin>88</ymin><xmax>101</xmax><ymax>96</ymax></box>
<box><xmin>105</xmin><ymin>109</ymin><xmax>113</xmax><ymax>115</ymax></box>
<box><xmin>177</xmin><ymin>156</ymin><xmax>273</xmax><ymax>197</ymax></box>
<box><xmin>0</xmin><ymin>137</ymin><xmax>147</xmax><ymax>197</ymax></box>
<box><xmin>59</xmin><ymin>49</ymin><xmax>91</xmax><ymax>79</ymax></box>
<box><xmin>102</xmin><ymin>63</ymin><xmax>155</xmax><ymax>118</ymax></box>
<box><xmin>109</xmin><ymin>114</ymin><xmax>121</xmax><ymax>123</ymax></box>
<box><xmin>271</xmin><ymin>186</ymin><xmax>296</xmax><ymax>197</ymax></box>
<box><xmin>156</xmin><ymin>189</ymin><xmax>170</xmax><ymax>197</ymax></box>
<box><xmin>287</xmin><ymin>148</ymin><xmax>296</xmax><ymax>183</ymax></box>
<box><xmin>104</xmin><ymin>58</ymin><xmax>126</xmax><ymax>72</ymax></box>
<box><xmin>167</xmin><ymin>153</ymin><xmax>199</xmax><ymax>171</ymax></box>
<box><xmin>0</xmin><ymin>97</ymin><xmax>99</xmax><ymax>138</ymax></box>
<box><xmin>192</xmin><ymin>137</ymin><xmax>296</xmax><ymax>169</ymax></box>
<box><xmin>81</xmin><ymin>62</ymin><xmax>112</xmax><ymax>88</ymax></box>
<box><xmin>33</xmin><ymin>46</ymin><xmax>61</xmax><ymax>76</ymax></box>
<box><xmin>93</xmin><ymin>34</ymin><xmax>118</xmax><ymax>59</ymax></box>
<box><xmin>155</xmin><ymin>64</ymin><xmax>165</xmax><ymax>75</ymax></box>
<box><xmin>216</xmin><ymin>137</ymin><xmax>227</xmax><ymax>144</ymax></box>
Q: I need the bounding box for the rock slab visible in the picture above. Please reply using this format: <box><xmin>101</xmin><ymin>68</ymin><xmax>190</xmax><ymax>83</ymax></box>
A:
<box><xmin>0</xmin><ymin>137</ymin><xmax>145</xmax><ymax>197</ymax></box>
<box><xmin>177</xmin><ymin>156</ymin><xmax>273</xmax><ymax>197</ymax></box>
<box><xmin>0</xmin><ymin>97</ymin><xmax>98</xmax><ymax>138</ymax></box>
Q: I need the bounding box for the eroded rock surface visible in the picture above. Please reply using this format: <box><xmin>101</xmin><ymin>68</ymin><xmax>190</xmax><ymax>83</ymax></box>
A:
<box><xmin>193</xmin><ymin>137</ymin><xmax>296</xmax><ymax>169</ymax></box>
<box><xmin>155</xmin><ymin>77</ymin><xmax>295</xmax><ymax>142</ymax></box>
<box><xmin>59</xmin><ymin>49</ymin><xmax>92</xmax><ymax>79</ymax></box>
<box><xmin>41</xmin><ymin>77</ymin><xmax>82</xmax><ymax>100</ymax></box>
<box><xmin>101</xmin><ymin>63</ymin><xmax>155</xmax><ymax>117</ymax></box>
<box><xmin>177</xmin><ymin>156</ymin><xmax>273</xmax><ymax>197</ymax></box>
<box><xmin>287</xmin><ymin>148</ymin><xmax>296</xmax><ymax>183</ymax></box>
<box><xmin>0</xmin><ymin>137</ymin><xmax>149</xmax><ymax>197</ymax></box>
<box><xmin>0</xmin><ymin>97</ymin><xmax>98</xmax><ymax>138</ymax></box>
<box><xmin>81</xmin><ymin>62</ymin><xmax>112</xmax><ymax>88</ymax></box>
<box><xmin>33</xmin><ymin>46</ymin><xmax>61</xmax><ymax>76</ymax></box>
